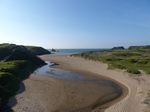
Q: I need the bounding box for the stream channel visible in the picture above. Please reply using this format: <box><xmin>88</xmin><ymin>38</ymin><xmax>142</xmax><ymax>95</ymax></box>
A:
<box><xmin>34</xmin><ymin>61</ymin><xmax>122</xmax><ymax>95</ymax></box>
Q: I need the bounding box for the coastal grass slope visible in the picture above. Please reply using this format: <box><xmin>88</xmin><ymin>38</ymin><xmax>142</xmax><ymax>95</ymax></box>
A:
<box><xmin>0</xmin><ymin>43</ymin><xmax>48</xmax><ymax>112</ymax></box>
<box><xmin>73</xmin><ymin>45</ymin><xmax>150</xmax><ymax>74</ymax></box>
<box><xmin>0</xmin><ymin>43</ymin><xmax>51</xmax><ymax>56</ymax></box>
<box><xmin>25</xmin><ymin>46</ymin><xmax>51</xmax><ymax>55</ymax></box>
<box><xmin>0</xmin><ymin>49</ymin><xmax>11</xmax><ymax>61</ymax></box>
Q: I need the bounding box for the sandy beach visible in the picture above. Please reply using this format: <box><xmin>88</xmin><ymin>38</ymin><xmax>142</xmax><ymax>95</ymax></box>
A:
<box><xmin>8</xmin><ymin>53</ymin><xmax>150</xmax><ymax>112</ymax></box>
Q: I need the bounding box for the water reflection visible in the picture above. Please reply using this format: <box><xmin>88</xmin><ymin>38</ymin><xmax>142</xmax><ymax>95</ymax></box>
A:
<box><xmin>34</xmin><ymin>61</ymin><xmax>121</xmax><ymax>94</ymax></box>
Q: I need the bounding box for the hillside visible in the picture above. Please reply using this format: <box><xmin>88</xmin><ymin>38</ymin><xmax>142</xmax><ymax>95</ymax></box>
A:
<box><xmin>0</xmin><ymin>48</ymin><xmax>11</xmax><ymax>61</ymax></box>
<box><xmin>0</xmin><ymin>43</ymin><xmax>51</xmax><ymax>55</ymax></box>
<box><xmin>25</xmin><ymin>46</ymin><xmax>50</xmax><ymax>55</ymax></box>
<box><xmin>72</xmin><ymin>45</ymin><xmax>150</xmax><ymax>74</ymax></box>
<box><xmin>0</xmin><ymin>43</ymin><xmax>47</xmax><ymax>112</ymax></box>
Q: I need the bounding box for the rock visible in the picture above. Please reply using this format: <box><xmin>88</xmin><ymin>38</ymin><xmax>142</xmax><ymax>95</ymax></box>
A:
<box><xmin>112</xmin><ymin>46</ymin><xmax>125</xmax><ymax>50</ymax></box>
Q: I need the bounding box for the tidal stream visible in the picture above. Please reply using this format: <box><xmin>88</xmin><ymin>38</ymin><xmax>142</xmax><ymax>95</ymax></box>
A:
<box><xmin>34</xmin><ymin>61</ymin><xmax>122</xmax><ymax>95</ymax></box>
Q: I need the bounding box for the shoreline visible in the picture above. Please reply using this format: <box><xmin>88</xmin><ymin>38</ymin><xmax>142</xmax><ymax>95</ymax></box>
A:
<box><xmin>40</xmin><ymin>53</ymin><xmax>150</xmax><ymax>112</ymax></box>
<box><xmin>8</xmin><ymin>53</ymin><xmax>150</xmax><ymax>112</ymax></box>
<box><xmin>40</xmin><ymin>53</ymin><xmax>128</xmax><ymax>112</ymax></box>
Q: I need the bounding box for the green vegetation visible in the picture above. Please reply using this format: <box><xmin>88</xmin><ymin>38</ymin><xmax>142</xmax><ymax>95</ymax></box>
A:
<box><xmin>0</xmin><ymin>43</ymin><xmax>48</xmax><ymax>112</ymax></box>
<box><xmin>0</xmin><ymin>60</ymin><xmax>34</xmax><ymax>112</ymax></box>
<box><xmin>0</xmin><ymin>43</ymin><xmax>16</xmax><ymax>49</ymax></box>
<box><xmin>0</xmin><ymin>61</ymin><xmax>30</xmax><ymax>99</ymax></box>
<box><xmin>6</xmin><ymin>49</ymin><xmax>45</xmax><ymax>65</ymax></box>
<box><xmin>25</xmin><ymin>46</ymin><xmax>51</xmax><ymax>55</ymax></box>
<box><xmin>73</xmin><ymin>45</ymin><xmax>150</xmax><ymax>74</ymax></box>
<box><xmin>0</xmin><ymin>48</ymin><xmax>11</xmax><ymax>61</ymax></box>
<box><xmin>0</xmin><ymin>43</ymin><xmax>51</xmax><ymax>55</ymax></box>
<box><xmin>111</xmin><ymin>46</ymin><xmax>125</xmax><ymax>50</ymax></box>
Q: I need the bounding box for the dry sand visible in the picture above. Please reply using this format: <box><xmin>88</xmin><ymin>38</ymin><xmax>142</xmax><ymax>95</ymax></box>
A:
<box><xmin>8</xmin><ymin>53</ymin><xmax>150</xmax><ymax>112</ymax></box>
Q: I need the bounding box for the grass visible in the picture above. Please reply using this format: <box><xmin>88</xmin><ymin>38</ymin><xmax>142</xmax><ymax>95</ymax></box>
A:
<box><xmin>6</xmin><ymin>49</ymin><xmax>45</xmax><ymax>65</ymax></box>
<box><xmin>0</xmin><ymin>43</ymin><xmax>50</xmax><ymax>111</ymax></box>
<box><xmin>0</xmin><ymin>43</ymin><xmax>51</xmax><ymax>56</ymax></box>
<box><xmin>0</xmin><ymin>49</ymin><xmax>46</xmax><ymax>112</ymax></box>
<box><xmin>25</xmin><ymin>46</ymin><xmax>51</xmax><ymax>55</ymax></box>
<box><xmin>0</xmin><ymin>43</ymin><xmax>16</xmax><ymax>48</ymax></box>
<box><xmin>72</xmin><ymin>46</ymin><xmax>150</xmax><ymax>74</ymax></box>
<box><xmin>0</xmin><ymin>60</ymin><xmax>31</xmax><ymax>111</ymax></box>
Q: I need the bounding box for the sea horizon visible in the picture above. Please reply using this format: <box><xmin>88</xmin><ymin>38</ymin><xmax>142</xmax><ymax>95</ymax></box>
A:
<box><xmin>48</xmin><ymin>48</ymin><xmax>110</xmax><ymax>53</ymax></box>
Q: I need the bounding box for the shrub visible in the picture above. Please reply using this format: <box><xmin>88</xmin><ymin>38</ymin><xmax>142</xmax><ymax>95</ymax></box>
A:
<box><xmin>126</xmin><ymin>69</ymin><xmax>140</xmax><ymax>74</ymax></box>
<box><xmin>105</xmin><ymin>58</ymin><xmax>123</xmax><ymax>62</ymax></box>
<box><xmin>127</xmin><ymin>59</ymin><xmax>139</xmax><ymax>63</ymax></box>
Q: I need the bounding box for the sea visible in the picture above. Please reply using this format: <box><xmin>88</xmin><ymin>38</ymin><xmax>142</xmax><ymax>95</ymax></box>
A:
<box><xmin>48</xmin><ymin>48</ymin><xmax>109</xmax><ymax>53</ymax></box>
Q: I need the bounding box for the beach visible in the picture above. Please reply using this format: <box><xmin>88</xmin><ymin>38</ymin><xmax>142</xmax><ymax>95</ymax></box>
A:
<box><xmin>8</xmin><ymin>53</ymin><xmax>150</xmax><ymax>112</ymax></box>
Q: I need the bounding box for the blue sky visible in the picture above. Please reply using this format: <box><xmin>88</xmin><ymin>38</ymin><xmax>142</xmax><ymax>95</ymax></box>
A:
<box><xmin>0</xmin><ymin>0</ymin><xmax>150</xmax><ymax>48</ymax></box>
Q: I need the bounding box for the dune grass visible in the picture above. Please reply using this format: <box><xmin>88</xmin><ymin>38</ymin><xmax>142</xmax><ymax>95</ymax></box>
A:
<box><xmin>73</xmin><ymin>46</ymin><xmax>150</xmax><ymax>74</ymax></box>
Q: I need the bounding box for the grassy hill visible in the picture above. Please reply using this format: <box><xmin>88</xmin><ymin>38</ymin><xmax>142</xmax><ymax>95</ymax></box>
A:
<box><xmin>0</xmin><ymin>43</ymin><xmax>48</xmax><ymax>112</ymax></box>
<box><xmin>0</xmin><ymin>48</ymin><xmax>11</xmax><ymax>61</ymax></box>
<box><xmin>25</xmin><ymin>46</ymin><xmax>50</xmax><ymax>55</ymax></box>
<box><xmin>0</xmin><ymin>43</ymin><xmax>16</xmax><ymax>49</ymax></box>
<box><xmin>0</xmin><ymin>43</ymin><xmax>51</xmax><ymax>55</ymax></box>
<box><xmin>72</xmin><ymin>45</ymin><xmax>150</xmax><ymax>74</ymax></box>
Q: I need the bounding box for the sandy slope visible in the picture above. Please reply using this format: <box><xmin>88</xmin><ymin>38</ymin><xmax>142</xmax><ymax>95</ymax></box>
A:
<box><xmin>40</xmin><ymin>53</ymin><xmax>150</xmax><ymax>112</ymax></box>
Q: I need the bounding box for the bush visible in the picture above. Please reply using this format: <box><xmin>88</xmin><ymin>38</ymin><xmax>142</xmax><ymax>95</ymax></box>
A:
<box><xmin>127</xmin><ymin>69</ymin><xmax>140</xmax><ymax>74</ymax></box>
<box><xmin>105</xmin><ymin>58</ymin><xmax>123</xmax><ymax>62</ymax></box>
<box><xmin>127</xmin><ymin>59</ymin><xmax>139</xmax><ymax>63</ymax></box>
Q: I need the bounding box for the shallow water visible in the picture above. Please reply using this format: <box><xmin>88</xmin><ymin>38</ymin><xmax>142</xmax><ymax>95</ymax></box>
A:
<box><xmin>34</xmin><ymin>61</ymin><xmax>122</xmax><ymax>94</ymax></box>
